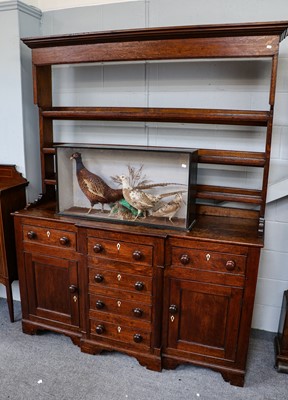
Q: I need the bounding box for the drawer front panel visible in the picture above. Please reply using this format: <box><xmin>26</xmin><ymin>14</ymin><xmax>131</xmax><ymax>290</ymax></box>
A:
<box><xmin>88</xmin><ymin>256</ymin><xmax>152</xmax><ymax>275</ymax></box>
<box><xmin>87</xmin><ymin>237</ymin><xmax>153</xmax><ymax>266</ymax></box>
<box><xmin>89</xmin><ymin>293</ymin><xmax>152</xmax><ymax>322</ymax></box>
<box><xmin>23</xmin><ymin>225</ymin><xmax>76</xmax><ymax>250</ymax></box>
<box><xmin>171</xmin><ymin>247</ymin><xmax>246</xmax><ymax>275</ymax></box>
<box><xmin>89</xmin><ymin>285</ymin><xmax>151</xmax><ymax>303</ymax></box>
<box><xmin>89</xmin><ymin>267</ymin><xmax>152</xmax><ymax>299</ymax></box>
<box><xmin>90</xmin><ymin>319</ymin><xmax>151</xmax><ymax>348</ymax></box>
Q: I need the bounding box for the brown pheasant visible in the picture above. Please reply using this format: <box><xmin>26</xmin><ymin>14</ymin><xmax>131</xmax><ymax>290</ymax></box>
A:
<box><xmin>70</xmin><ymin>152</ymin><xmax>123</xmax><ymax>213</ymax></box>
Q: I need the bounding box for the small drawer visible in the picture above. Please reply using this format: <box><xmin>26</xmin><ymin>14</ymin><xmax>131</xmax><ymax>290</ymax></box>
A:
<box><xmin>89</xmin><ymin>294</ymin><xmax>152</xmax><ymax>322</ymax></box>
<box><xmin>23</xmin><ymin>225</ymin><xmax>76</xmax><ymax>250</ymax></box>
<box><xmin>89</xmin><ymin>267</ymin><xmax>152</xmax><ymax>295</ymax></box>
<box><xmin>88</xmin><ymin>257</ymin><xmax>152</xmax><ymax>276</ymax></box>
<box><xmin>87</xmin><ymin>237</ymin><xmax>153</xmax><ymax>266</ymax></box>
<box><xmin>90</xmin><ymin>319</ymin><xmax>150</xmax><ymax>348</ymax></box>
<box><xmin>171</xmin><ymin>247</ymin><xmax>246</xmax><ymax>275</ymax></box>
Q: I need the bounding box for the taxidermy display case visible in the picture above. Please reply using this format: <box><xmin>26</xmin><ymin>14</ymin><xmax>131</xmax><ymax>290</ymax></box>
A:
<box><xmin>55</xmin><ymin>144</ymin><xmax>198</xmax><ymax>230</ymax></box>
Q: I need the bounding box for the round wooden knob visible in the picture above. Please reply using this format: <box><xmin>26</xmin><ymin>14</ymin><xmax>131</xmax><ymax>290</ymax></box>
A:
<box><xmin>132</xmin><ymin>250</ymin><xmax>142</xmax><ymax>261</ymax></box>
<box><xmin>27</xmin><ymin>231</ymin><xmax>37</xmax><ymax>240</ymax></box>
<box><xmin>94</xmin><ymin>274</ymin><xmax>104</xmax><ymax>283</ymax></box>
<box><xmin>93</xmin><ymin>244</ymin><xmax>103</xmax><ymax>253</ymax></box>
<box><xmin>59</xmin><ymin>236</ymin><xmax>70</xmax><ymax>246</ymax></box>
<box><xmin>133</xmin><ymin>333</ymin><xmax>143</xmax><ymax>343</ymax></box>
<box><xmin>68</xmin><ymin>285</ymin><xmax>78</xmax><ymax>293</ymax></box>
<box><xmin>225</xmin><ymin>260</ymin><xmax>236</xmax><ymax>271</ymax></box>
<box><xmin>95</xmin><ymin>325</ymin><xmax>105</xmax><ymax>334</ymax></box>
<box><xmin>133</xmin><ymin>308</ymin><xmax>143</xmax><ymax>318</ymax></box>
<box><xmin>180</xmin><ymin>254</ymin><xmax>190</xmax><ymax>265</ymax></box>
<box><xmin>96</xmin><ymin>300</ymin><xmax>105</xmax><ymax>310</ymax></box>
<box><xmin>134</xmin><ymin>281</ymin><xmax>144</xmax><ymax>291</ymax></box>
<box><xmin>169</xmin><ymin>304</ymin><xmax>178</xmax><ymax>315</ymax></box>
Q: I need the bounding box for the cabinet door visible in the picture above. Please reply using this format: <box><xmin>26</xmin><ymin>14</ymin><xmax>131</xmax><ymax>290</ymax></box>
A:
<box><xmin>165</xmin><ymin>278</ymin><xmax>243</xmax><ymax>361</ymax></box>
<box><xmin>24</xmin><ymin>252</ymin><xmax>79</xmax><ymax>328</ymax></box>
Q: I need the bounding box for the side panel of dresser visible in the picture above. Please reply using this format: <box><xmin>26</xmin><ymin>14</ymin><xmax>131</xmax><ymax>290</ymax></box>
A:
<box><xmin>0</xmin><ymin>165</ymin><xmax>27</xmax><ymax>322</ymax></box>
<box><xmin>14</xmin><ymin>215</ymin><xmax>82</xmax><ymax>344</ymax></box>
<box><xmin>79</xmin><ymin>227</ymin><xmax>166</xmax><ymax>371</ymax></box>
<box><xmin>162</xmin><ymin>237</ymin><xmax>261</xmax><ymax>387</ymax></box>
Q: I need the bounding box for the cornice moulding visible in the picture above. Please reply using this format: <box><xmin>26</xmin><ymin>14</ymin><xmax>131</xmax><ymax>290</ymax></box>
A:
<box><xmin>0</xmin><ymin>1</ymin><xmax>42</xmax><ymax>19</ymax></box>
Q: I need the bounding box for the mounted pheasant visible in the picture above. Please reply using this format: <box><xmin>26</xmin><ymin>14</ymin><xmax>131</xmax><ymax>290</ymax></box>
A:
<box><xmin>71</xmin><ymin>152</ymin><xmax>187</xmax><ymax>215</ymax></box>
<box><xmin>151</xmin><ymin>193</ymin><xmax>183</xmax><ymax>223</ymax></box>
<box><xmin>70</xmin><ymin>152</ymin><xmax>123</xmax><ymax>213</ymax></box>
<box><xmin>118</xmin><ymin>175</ymin><xmax>186</xmax><ymax>220</ymax></box>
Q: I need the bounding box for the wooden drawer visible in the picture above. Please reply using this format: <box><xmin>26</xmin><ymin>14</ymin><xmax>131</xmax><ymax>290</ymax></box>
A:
<box><xmin>171</xmin><ymin>246</ymin><xmax>246</xmax><ymax>275</ymax></box>
<box><xmin>90</xmin><ymin>318</ymin><xmax>151</xmax><ymax>348</ymax></box>
<box><xmin>22</xmin><ymin>224</ymin><xmax>76</xmax><ymax>250</ymax></box>
<box><xmin>87</xmin><ymin>237</ymin><xmax>153</xmax><ymax>266</ymax></box>
<box><xmin>89</xmin><ymin>267</ymin><xmax>152</xmax><ymax>302</ymax></box>
<box><xmin>89</xmin><ymin>293</ymin><xmax>152</xmax><ymax>322</ymax></box>
<box><xmin>88</xmin><ymin>256</ymin><xmax>152</xmax><ymax>275</ymax></box>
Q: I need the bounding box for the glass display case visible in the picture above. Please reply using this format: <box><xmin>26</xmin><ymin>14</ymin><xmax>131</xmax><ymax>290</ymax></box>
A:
<box><xmin>55</xmin><ymin>144</ymin><xmax>198</xmax><ymax>230</ymax></box>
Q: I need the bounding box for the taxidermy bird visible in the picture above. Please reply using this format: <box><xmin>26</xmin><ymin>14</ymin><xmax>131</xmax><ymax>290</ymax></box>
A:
<box><xmin>70</xmin><ymin>152</ymin><xmax>123</xmax><ymax>213</ymax></box>
<box><xmin>151</xmin><ymin>193</ymin><xmax>183</xmax><ymax>223</ymax></box>
<box><xmin>118</xmin><ymin>175</ymin><xmax>186</xmax><ymax>220</ymax></box>
<box><xmin>71</xmin><ymin>152</ymin><xmax>185</xmax><ymax>214</ymax></box>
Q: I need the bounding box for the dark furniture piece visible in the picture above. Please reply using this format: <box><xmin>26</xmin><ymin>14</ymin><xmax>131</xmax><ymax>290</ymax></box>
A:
<box><xmin>0</xmin><ymin>165</ymin><xmax>27</xmax><ymax>321</ymax></box>
<box><xmin>275</xmin><ymin>290</ymin><xmax>288</xmax><ymax>372</ymax></box>
<box><xmin>14</xmin><ymin>21</ymin><xmax>288</xmax><ymax>386</ymax></box>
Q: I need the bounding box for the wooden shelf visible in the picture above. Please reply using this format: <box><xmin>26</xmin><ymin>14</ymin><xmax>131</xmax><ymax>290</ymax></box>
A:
<box><xmin>42</xmin><ymin>147</ymin><xmax>55</xmax><ymax>154</ymax></box>
<box><xmin>198</xmin><ymin>149</ymin><xmax>266</xmax><ymax>167</ymax></box>
<box><xmin>43</xmin><ymin>147</ymin><xmax>266</xmax><ymax>167</ymax></box>
<box><xmin>197</xmin><ymin>185</ymin><xmax>262</xmax><ymax>204</ymax></box>
<box><xmin>44</xmin><ymin>178</ymin><xmax>57</xmax><ymax>186</ymax></box>
<box><xmin>41</xmin><ymin>107</ymin><xmax>270</xmax><ymax>126</ymax></box>
<box><xmin>22</xmin><ymin>21</ymin><xmax>288</xmax><ymax>49</ymax></box>
<box><xmin>23</xmin><ymin>21</ymin><xmax>288</xmax><ymax>65</ymax></box>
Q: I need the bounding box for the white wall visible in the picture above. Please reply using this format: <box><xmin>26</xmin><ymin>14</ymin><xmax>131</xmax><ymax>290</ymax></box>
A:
<box><xmin>38</xmin><ymin>0</ymin><xmax>140</xmax><ymax>11</ymax></box>
<box><xmin>0</xmin><ymin>1</ymin><xmax>41</xmax><ymax>300</ymax></box>
<box><xmin>0</xmin><ymin>9</ymin><xmax>25</xmax><ymax>171</ymax></box>
<box><xmin>0</xmin><ymin>1</ymin><xmax>41</xmax><ymax>201</ymax></box>
<box><xmin>0</xmin><ymin>0</ymin><xmax>288</xmax><ymax>333</ymax></box>
<box><xmin>0</xmin><ymin>0</ymin><xmax>141</xmax><ymax>11</ymax></box>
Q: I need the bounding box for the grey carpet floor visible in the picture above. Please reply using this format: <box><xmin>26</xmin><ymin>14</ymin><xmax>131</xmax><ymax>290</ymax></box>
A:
<box><xmin>0</xmin><ymin>299</ymin><xmax>287</xmax><ymax>400</ymax></box>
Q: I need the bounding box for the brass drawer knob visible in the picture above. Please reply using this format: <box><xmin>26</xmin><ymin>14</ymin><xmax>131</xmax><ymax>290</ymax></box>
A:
<box><xmin>225</xmin><ymin>260</ymin><xmax>236</xmax><ymax>271</ymax></box>
<box><xmin>93</xmin><ymin>244</ymin><xmax>103</xmax><ymax>253</ymax></box>
<box><xmin>94</xmin><ymin>274</ymin><xmax>104</xmax><ymax>283</ymax></box>
<box><xmin>68</xmin><ymin>285</ymin><xmax>78</xmax><ymax>293</ymax></box>
<box><xmin>133</xmin><ymin>333</ymin><xmax>143</xmax><ymax>343</ymax></box>
<box><xmin>133</xmin><ymin>308</ymin><xmax>143</xmax><ymax>318</ymax></box>
<box><xmin>96</xmin><ymin>300</ymin><xmax>105</xmax><ymax>310</ymax></box>
<box><xmin>95</xmin><ymin>325</ymin><xmax>105</xmax><ymax>335</ymax></box>
<box><xmin>180</xmin><ymin>254</ymin><xmax>190</xmax><ymax>265</ymax></box>
<box><xmin>27</xmin><ymin>231</ymin><xmax>37</xmax><ymax>240</ymax></box>
<box><xmin>59</xmin><ymin>236</ymin><xmax>70</xmax><ymax>246</ymax></box>
<box><xmin>132</xmin><ymin>250</ymin><xmax>142</xmax><ymax>261</ymax></box>
<box><xmin>169</xmin><ymin>304</ymin><xmax>178</xmax><ymax>315</ymax></box>
<box><xmin>134</xmin><ymin>281</ymin><xmax>145</xmax><ymax>291</ymax></box>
